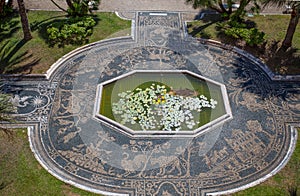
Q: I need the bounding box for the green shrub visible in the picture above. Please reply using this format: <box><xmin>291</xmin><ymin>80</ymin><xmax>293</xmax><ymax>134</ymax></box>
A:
<box><xmin>46</xmin><ymin>16</ymin><xmax>96</xmax><ymax>47</ymax></box>
<box><xmin>217</xmin><ymin>20</ymin><xmax>265</xmax><ymax>46</ymax></box>
<box><xmin>224</xmin><ymin>27</ymin><xmax>265</xmax><ymax>46</ymax></box>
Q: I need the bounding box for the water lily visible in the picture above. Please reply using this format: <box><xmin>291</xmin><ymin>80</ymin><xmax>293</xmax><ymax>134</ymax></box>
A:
<box><xmin>112</xmin><ymin>84</ymin><xmax>217</xmax><ymax>131</ymax></box>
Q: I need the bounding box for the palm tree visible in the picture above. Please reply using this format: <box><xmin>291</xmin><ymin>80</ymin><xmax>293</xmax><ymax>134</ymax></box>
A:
<box><xmin>51</xmin><ymin>0</ymin><xmax>100</xmax><ymax>17</ymax></box>
<box><xmin>16</xmin><ymin>0</ymin><xmax>32</xmax><ymax>41</ymax></box>
<box><xmin>186</xmin><ymin>0</ymin><xmax>229</xmax><ymax>14</ymax></box>
<box><xmin>0</xmin><ymin>0</ymin><xmax>13</xmax><ymax>15</ymax></box>
<box><xmin>186</xmin><ymin>0</ymin><xmax>260</xmax><ymax>20</ymax></box>
<box><xmin>263</xmin><ymin>0</ymin><xmax>300</xmax><ymax>50</ymax></box>
<box><xmin>0</xmin><ymin>0</ymin><xmax>5</xmax><ymax>14</ymax></box>
<box><xmin>66</xmin><ymin>0</ymin><xmax>76</xmax><ymax>12</ymax></box>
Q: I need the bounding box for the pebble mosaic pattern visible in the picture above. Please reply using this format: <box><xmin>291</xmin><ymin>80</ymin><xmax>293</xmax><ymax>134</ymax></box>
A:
<box><xmin>1</xmin><ymin>12</ymin><xmax>299</xmax><ymax>195</ymax></box>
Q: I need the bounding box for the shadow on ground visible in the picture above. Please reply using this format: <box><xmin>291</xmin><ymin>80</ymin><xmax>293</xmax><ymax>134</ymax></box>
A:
<box><xmin>0</xmin><ymin>14</ymin><xmax>40</xmax><ymax>74</ymax></box>
<box><xmin>187</xmin><ymin>14</ymin><xmax>300</xmax><ymax>75</ymax></box>
<box><xmin>0</xmin><ymin>40</ymin><xmax>40</xmax><ymax>74</ymax></box>
<box><xmin>0</xmin><ymin>14</ymin><xmax>20</xmax><ymax>42</ymax></box>
<box><xmin>216</xmin><ymin>34</ymin><xmax>300</xmax><ymax>75</ymax></box>
<box><xmin>188</xmin><ymin>10</ymin><xmax>222</xmax><ymax>39</ymax></box>
<box><xmin>263</xmin><ymin>41</ymin><xmax>300</xmax><ymax>75</ymax></box>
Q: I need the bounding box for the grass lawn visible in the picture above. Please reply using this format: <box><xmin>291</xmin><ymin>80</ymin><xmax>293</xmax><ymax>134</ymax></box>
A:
<box><xmin>0</xmin><ymin>11</ymin><xmax>131</xmax><ymax>74</ymax></box>
<box><xmin>0</xmin><ymin>129</ymin><xmax>100</xmax><ymax>196</ymax></box>
<box><xmin>187</xmin><ymin>15</ymin><xmax>300</xmax><ymax>75</ymax></box>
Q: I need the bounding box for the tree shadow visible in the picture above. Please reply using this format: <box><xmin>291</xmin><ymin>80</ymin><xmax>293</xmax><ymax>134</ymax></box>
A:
<box><xmin>194</xmin><ymin>10</ymin><xmax>222</xmax><ymax>23</ymax></box>
<box><xmin>188</xmin><ymin>21</ymin><xmax>216</xmax><ymax>38</ymax></box>
<box><xmin>30</xmin><ymin>14</ymin><xmax>67</xmax><ymax>32</ymax></box>
<box><xmin>217</xmin><ymin>36</ymin><xmax>300</xmax><ymax>75</ymax></box>
<box><xmin>0</xmin><ymin>40</ymin><xmax>40</xmax><ymax>74</ymax></box>
<box><xmin>187</xmin><ymin>10</ymin><xmax>222</xmax><ymax>39</ymax></box>
<box><xmin>0</xmin><ymin>14</ymin><xmax>20</xmax><ymax>42</ymax></box>
<box><xmin>214</xmin><ymin>17</ymin><xmax>260</xmax><ymax>46</ymax></box>
<box><xmin>263</xmin><ymin>41</ymin><xmax>300</xmax><ymax>75</ymax></box>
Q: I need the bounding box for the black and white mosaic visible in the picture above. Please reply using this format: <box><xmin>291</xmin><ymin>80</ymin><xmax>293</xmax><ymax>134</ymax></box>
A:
<box><xmin>1</xmin><ymin>12</ymin><xmax>299</xmax><ymax>195</ymax></box>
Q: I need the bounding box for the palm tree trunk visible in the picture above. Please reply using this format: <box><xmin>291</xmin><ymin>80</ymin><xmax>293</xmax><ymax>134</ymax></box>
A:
<box><xmin>281</xmin><ymin>8</ymin><xmax>299</xmax><ymax>51</ymax></box>
<box><xmin>16</xmin><ymin>0</ymin><xmax>32</xmax><ymax>41</ymax></box>
<box><xmin>0</xmin><ymin>0</ymin><xmax>5</xmax><ymax>14</ymax></box>
<box><xmin>7</xmin><ymin>0</ymin><xmax>13</xmax><ymax>7</ymax></box>
<box><xmin>66</xmin><ymin>0</ymin><xmax>75</xmax><ymax>11</ymax></box>
<box><xmin>231</xmin><ymin>0</ymin><xmax>250</xmax><ymax>21</ymax></box>
<box><xmin>218</xmin><ymin>0</ymin><xmax>228</xmax><ymax>13</ymax></box>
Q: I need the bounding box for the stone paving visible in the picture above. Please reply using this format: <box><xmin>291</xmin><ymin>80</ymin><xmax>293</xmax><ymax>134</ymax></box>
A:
<box><xmin>23</xmin><ymin>0</ymin><xmax>286</xmax><ymax>15</ymax></box>
<box><xmin>24</xmin><ymin>0</ymin><xmax>197</xmax><ymax>12</ymax></box>
<box><xmin>1</xmin><ymin>11</ymin><xmax>300</xmax><ymax>196</ymax></box>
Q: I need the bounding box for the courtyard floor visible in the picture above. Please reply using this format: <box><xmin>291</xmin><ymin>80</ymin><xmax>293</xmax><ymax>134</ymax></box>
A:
<box><xmin>1</xmin><ymin>11</ymin><xmax>300</xmax><ymax>195</ymax></box>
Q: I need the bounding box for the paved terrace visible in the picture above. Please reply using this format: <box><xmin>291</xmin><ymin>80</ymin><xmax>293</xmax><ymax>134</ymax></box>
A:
<box><xmin>1</xmin><ymin>10</ymin><xmax>300</xmax><ymax>196</ymax></box>
<box><xmin>24</xmin><ymin>0</ymin><xmax>287</xmax><ymax>15</ymax></box>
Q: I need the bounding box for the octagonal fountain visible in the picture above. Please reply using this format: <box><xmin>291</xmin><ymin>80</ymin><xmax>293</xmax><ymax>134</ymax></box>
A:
<box><xmin>94</xmin><ymin>70</ymin><xmax>232</xmax><ymax>137</ymax></box>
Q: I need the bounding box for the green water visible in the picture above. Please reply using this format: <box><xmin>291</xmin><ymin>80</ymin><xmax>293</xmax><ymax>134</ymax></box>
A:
<box><xmin>100</xmin><ymin>72</ymin><xmax>226</xmax><ymax>131</ymax></box>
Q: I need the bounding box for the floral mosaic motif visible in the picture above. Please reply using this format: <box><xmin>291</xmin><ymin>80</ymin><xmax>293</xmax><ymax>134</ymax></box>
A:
<box><xmin>3</xmin><ymin>83</ymin><xmax>54</xmax><ymax>117</ymax></box>
<box><xmin>112</xmin><ymin>83</ymin><xmax>217</xmax><ymax>131</ymax></box>
<box><xmin>11</xmin><ymin>93</ymin><xmax>48</xmax><ymax>110</ymax></box>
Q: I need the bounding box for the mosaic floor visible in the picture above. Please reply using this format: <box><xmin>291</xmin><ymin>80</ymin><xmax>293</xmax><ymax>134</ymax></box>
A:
<box><xmin>1</xmin><ymin>12</ymin><xmax>300</xmax><ymax>195</ymax></box>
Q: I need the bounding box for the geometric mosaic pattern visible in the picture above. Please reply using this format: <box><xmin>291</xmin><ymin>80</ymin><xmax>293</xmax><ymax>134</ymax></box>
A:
<box><xmin>1</xmin><ymin>12</ymin><xmax>299</xmax><ymax>195</ymax></box>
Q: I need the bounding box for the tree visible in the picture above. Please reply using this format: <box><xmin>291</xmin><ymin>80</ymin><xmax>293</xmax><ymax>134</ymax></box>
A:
<box><xmin>0</xmin><ymin>0</ymin><xmax>13</xmax><ymax>16</ymax></box>
<box><xmin>263</xmin><ymin>0</ymin><xmax>300</xmax><ymax>50</ymax></box>
<box><xmin>0</xmin><ymin>0</ymin><xmax>5</xmax><ymax>14</ymax></box>
<box><xmin>186</xmin><ymin>0</ymin><xmax>260</xmax><ymax>21</ymax></box>
<box><xmin>283</xmin><ymin>6</ymin><xmax>300</xmax><ymax>50</ymax></box>
<box><xmin>51</xmin><ymin>0</ymin><xmax>100</xmax><ymax>17</ymax></box>
<box><xmin>16</xmin><ymin>0</ymin><xmax>32</xmax><ymax>41</ymax></box>
<box><xmin>186</xmin><ymin>0</ymin><xmax>229</xmax><ymax>14</ymax></box>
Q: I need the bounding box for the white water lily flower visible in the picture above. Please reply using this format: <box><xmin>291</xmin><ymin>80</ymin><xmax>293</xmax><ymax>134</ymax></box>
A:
<box><xmin>111</xmin><ymin>84</ymin><xmax>217</xmax><ymax>131</ymax></box>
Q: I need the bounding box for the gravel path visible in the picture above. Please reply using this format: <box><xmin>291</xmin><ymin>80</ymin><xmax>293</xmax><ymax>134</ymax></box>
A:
<box><xmin>23</xmin><ymin>0</ymin><xmax>285</xmax><ymax>14</ymax></box>
<box><xmin>24</xmin><ymin>0</ymin><xmax>197</xmax><ymax>12</ymax></box>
